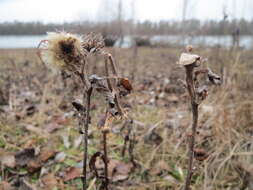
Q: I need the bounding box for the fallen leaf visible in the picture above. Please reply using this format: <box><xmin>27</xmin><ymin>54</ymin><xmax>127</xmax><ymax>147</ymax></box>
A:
<box><xmin>27</xmin><ymin>160</ymin><xmax>41</xmax><ymax>173</ymax></box>
<box><xmin>119</xmin><ymin>78</ymin><xmax>133</xmax><ymax>92</ymax></box>
<box><xmin>0</xmin><ymin>154</ymin><xmax>16</xmax><ymax>168</ymax></box>
<box><xmin>38</xmin><ymin>148</ymin><xmax>56</xmax><ymax>162</ymax></box>
<box><xmin>108</xmin><ymin>160</ymin><xmax>133</xmax><ymax>182</ymax></box>
<box><xmin>41</xmin><ymin>173</ymin><xmax>58</xmax><ymax>189</ymax></box>
<box><xmin>63</xmin><ymin>167</ymin><xmax>82</xmax><ymax>181</ymax></box>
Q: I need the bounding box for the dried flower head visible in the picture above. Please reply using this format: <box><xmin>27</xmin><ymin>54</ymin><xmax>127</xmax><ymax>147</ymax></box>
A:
<box><xmin>179</xmin><ymin>53</ymin><xmax>200</xmax><ymax>66</ymax></box>
<box><xmin>38</xmin><ymin>32</ymin><xmax>85</xmax><ymax>71</ymax></box>
<box><xmin>82</xmin><ymin>33</ymin><xmax>105</xmax><ymax>53</ymax></box>
<box><xmin>186</xmin><ymin>45</ymin><xmax>194</xmax><ymax>53</ymax></box>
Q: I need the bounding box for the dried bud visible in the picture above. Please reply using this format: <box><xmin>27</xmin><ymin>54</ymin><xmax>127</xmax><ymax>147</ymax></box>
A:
<box><xmin>186</xmin><ymin>45</ymin><xmax>193</xmax><ymax>53</ymax></box>
<box><xmin>98</xmin><ymin>111</ymin><xmax>114</xmax><ymax>133</ymax></box>
<box><xmin>194</xmin><ymin>148</ymin><xmax>209</xmax><ymax>161</ymax></box>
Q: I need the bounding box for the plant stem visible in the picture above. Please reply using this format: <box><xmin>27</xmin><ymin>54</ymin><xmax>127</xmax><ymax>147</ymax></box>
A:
<box><xmin>103</xmin><ymin>132</ymin><xmax>109</xmax><ymax>190</ymax></box>
<box><xmin>83</xmin><ymin>87</ymin><xmax>93</xmax><ymax>190</ymax></box>
<box><xmin>184</xmin><ymin>65</ymin><xmax>199</xmax><ymax>190</ymax></box>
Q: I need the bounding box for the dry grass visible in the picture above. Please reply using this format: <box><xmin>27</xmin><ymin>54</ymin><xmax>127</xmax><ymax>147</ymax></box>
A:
<box><xmin>0</xmin><ymin>47</ymin><xmax>252</xmax><ymax>190</ymax></box>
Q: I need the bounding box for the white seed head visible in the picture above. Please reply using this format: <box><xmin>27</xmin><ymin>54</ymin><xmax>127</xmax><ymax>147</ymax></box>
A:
<box><xmin>39</xmin><ymin>32</ymin><xmax>84</xmax><ymax>71</ymax></box>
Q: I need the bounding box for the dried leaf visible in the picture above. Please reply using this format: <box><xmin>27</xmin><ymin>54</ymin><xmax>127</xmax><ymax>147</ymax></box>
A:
<box><xmin>207</xmin><ymin>68</ymin><xmax>221</xmax><ymax>85</ymax></box>
<box><xmin>119</xmin><ymin>78</ymin><xmax>133</xmax><ymax>92</ymax></box>
<box><xmin>72</xmin><ymin>101</ymin><xmax>85</xmax><ymax>112</ymax></box>
<box><xmin>107</xmin><ymin>159</ymin><xmax>133</xmax><ymax>182</ymax></box>
<box><xmin>150</xmin><ymin>160</ymin><xmax>171</xmax><ymax>176</ymax></box>
<box><xmin>27</xmin><ymin>160</ymin><xmax>41</xmax><ymax>173</ymax></box>
<box><xmin>63</xmin><ymin>167</ymin><xmax>82</xmax><ymax>181</ymax></box>
<box><xmin>41</xmin><ymin>173</ymin><xmax>58</xmax><ymax>189</ymax></box>
<box><xmin>0</xmin><ymin>154</ymin><xmax>16</xmax><ymax>168</ymax></box>
<box><xmin>38</xmin><ymin>148</ymin><xmax>56</xmax><ymax>162</ymax></box>
<box><xmin>196</xmin><ymin>86</ymin><xmax>208</xmax><ymax>104</ymax></box>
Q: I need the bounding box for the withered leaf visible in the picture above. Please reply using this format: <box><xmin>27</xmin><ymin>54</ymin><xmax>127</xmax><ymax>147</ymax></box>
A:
<box><xmin>119</xmin><ymin>78</ymin><xmax>133</xmax><ymax>92</ymax></box>
<box><xmin>38</xmin><ymin>148</ymin><xmax>56</xmax><ymax>162</ymax></box>
<box><xmin>207</xmin><ymin>68</ymin><xmax>221</xmax><ymax>85</ymax></box>
<box><xmin>107</xmin><ymin>159</ymin><xmax>133</xmax><ymax>182</ymax></box>
<box><xmin>89</xmin><ymin>75</ymin><xmax>108</xmax><ymax>92</ymax></box>
<box><xmin>196</xmin><ymin>86</ymin><xmax>208</xmax><ymax>103</ymax></box>
<box><xmin>41</xmin><ymin>173</ymin><xmax>58</xmax><ymax>189</ymax></box>
<box><xmin>63</xmin><ymin>167</ymin><xmax>82</xmax><ymax>181</ymax></box>
<box><xmin>0</xmin><ymin>154</ymin><xmax>16</xmax><ymax>168</ymax></box>
<box><xmin>72</xmin><ymin>101</ymin><xmax>85</xmax><ymax>112</ymax></box>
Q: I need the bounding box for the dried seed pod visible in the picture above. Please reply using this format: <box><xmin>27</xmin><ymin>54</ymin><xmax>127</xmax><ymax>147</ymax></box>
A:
<box><xmin>194</xmin><ymin>148</ymin><xmax>209</xmax><ymax>161</ymax></box>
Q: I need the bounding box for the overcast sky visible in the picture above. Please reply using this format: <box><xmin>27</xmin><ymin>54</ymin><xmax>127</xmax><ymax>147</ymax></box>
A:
<box><xmin>0</xmin><ymin>0</ymin><xmax>252</xmax><ymax>23</ymax></box>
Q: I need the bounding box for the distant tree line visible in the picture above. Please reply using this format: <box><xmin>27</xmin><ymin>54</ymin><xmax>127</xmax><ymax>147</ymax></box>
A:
<box><xmin>0</xmin><ymin>19</ymin><xmax>252</xmax><ymax>36</ymax></box>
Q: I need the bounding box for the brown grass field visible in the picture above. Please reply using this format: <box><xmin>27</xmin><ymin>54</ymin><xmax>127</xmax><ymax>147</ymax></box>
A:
<box><xmin>0</xmin><ymin>47</ymin><xmax>252</xmax><ymax>190</ymax></box>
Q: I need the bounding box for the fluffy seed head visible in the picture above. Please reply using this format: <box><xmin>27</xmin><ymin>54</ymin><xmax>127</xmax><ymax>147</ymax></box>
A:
<box><xmin>39</xmin><ymin>32</ymin><xmax>85</xmax><ymax>71</ymax></box>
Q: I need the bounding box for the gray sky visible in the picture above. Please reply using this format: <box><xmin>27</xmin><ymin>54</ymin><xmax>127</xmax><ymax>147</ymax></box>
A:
<box><xmin>0</xmin><ymin>0</ymin><xmax>252</xmax><ymax>23</ymax></box>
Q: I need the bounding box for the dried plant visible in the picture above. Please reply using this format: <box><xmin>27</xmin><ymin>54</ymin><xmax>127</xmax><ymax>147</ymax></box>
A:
<box><xmin>178</xmin><ymin>46</ymin><xmax>221</xmax><ymax>190</ymax></box>
<box><xmin>38</xmin><ymin>31</ymin><xmax>132</xmax><ymax>190</ymax></box>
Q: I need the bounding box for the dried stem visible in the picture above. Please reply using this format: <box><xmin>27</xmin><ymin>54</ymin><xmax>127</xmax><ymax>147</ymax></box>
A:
<box><xmin>104</xmin><ymin>55</ymin><xmax>124</xmax><ymax>116</ymax></box>
<box><xmin>82</xmin><ymin>87</ymin><xmax>93</xmax><ymax>190</ymax></box>
<box><xmin>184</xmin><ymin>64</ymin><xmax>199</xmax><ymax>190</ymax></box>
<box><xmin>102</xmin><ymin>132</ymin><xmax>109</xmax><ymax>190</ymax></box>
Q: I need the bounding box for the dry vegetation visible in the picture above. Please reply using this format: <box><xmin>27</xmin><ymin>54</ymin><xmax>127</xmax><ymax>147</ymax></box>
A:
<box><xmin>0</xmin><ymin>46</ymin><xmax>252</xmax><ymax>190</ymax></box>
